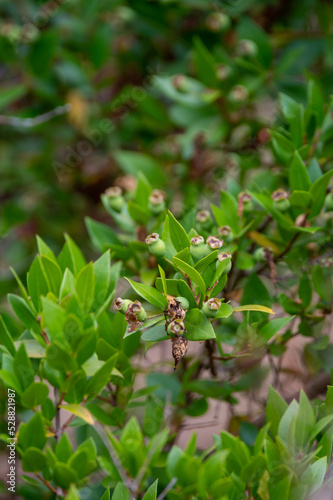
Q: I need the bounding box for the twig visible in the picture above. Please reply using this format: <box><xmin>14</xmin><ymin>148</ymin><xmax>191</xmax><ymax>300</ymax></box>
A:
<box><xmin>157</xmin><ymin>478</ymin><xmax>177</xmax><ymax>500</ymax></box>
<box><xmin>0</xmin><ymin>103</ymin><xmax>71</xmax><ymax>127</ymax></box>
<box><xmin>36</xmin><ymin>473</ymin><xmax>58</xmax><ymax>494</ymax></box>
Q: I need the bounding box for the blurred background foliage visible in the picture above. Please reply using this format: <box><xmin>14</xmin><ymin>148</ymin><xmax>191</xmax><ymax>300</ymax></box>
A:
<box><xmin>1</xmin><ymin>0</ymin><xmax>333</xmax><ymax>299</ymax></box>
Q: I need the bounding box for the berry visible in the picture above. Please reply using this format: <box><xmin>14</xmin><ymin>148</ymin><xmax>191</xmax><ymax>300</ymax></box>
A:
<box><xmin>175</xmin><ymin>296</ymin><xmax>189</xmax><ymax>310</ymax></box>
<box><xmin>196</xmin><ymin>210</ymin><xmax>213</xmax><ymax>230</ymax></box>
<box><xmin>272</xmin><ymin>189</ymin><xmax>290</xmax><ymax>212</ymax></box>
<box><xmin>113</xmin><ymin>297</ymin><xmax>132</xmax><ymax>314</ymax></box>
<box><xmin>127</xmin><ymin>300</ymin><xmax>147</xmax><ymax>321</ymax></box>
<box><xmin>228</xmin><ymin>85</ymin><xmax>249</xmax><ymax>103</ymax></box>
<box><xmin>206</xmin><ymin>12</ymin><xmax>230</xmax><ymax>32</ymax></box>
<box><xmin>202</xmin><ymin>298</ymin><xmax>221</xmax><ymax>318</ymax></box>
<box><xmin>236</xmin><ymin>39</ymin><xmax>258</xmax><ymax>58</ymax></box>
<box><xmin>145</xmin><ymin>233</ymin><xmax>166</xmax><ymax>257</ymax></box>
<box><xmin>216</xmin><ymin>251</ymin><xmax>232</xmax><ymax>274</ymax></box>
<box><xmin>167</xmin><ymin>319</ymin><xmax>186</xmax><ymax>336</ymax></box>
<box><xmin>105</xmin><ymin>186</ymin><xmax>125</xmax><ymax>212</ymax></box>
<box><xmin>238</xmin><ymin>191</ymin><xmax>253</xmax><ymax>214</ymax></box>
<box><xmin>148</xmin><ymin>189</ymin><xmax>166</xmax><ymax>215</ymax></box>
<box><xmin>190</xmin><ymin>235</ymin><xmax>210</xmax><ymax>261</ymax></box>
<box><xmin>217</xmin><ymin>226</ymin><xmax>234</xmax><ymax>243</ymax></box>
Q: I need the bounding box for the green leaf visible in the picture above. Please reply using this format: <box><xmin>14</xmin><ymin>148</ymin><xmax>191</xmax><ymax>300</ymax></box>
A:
<box><xmin>85</xmin><ymin>354</ymin><xmax>117</xmax><ymax>395</ymax></box>
<box><xmin>58</xmin><ymin>234</ymin><xmax>86</xmax><ymax>276</ymax></box>
<box><xmin>194</xmin><ymin>251</ymin><xmax>218</xmax><ymax>273</ymax></box>
<box><xmin>127</xmin><ymin>200</ymin><xmax>151</xmax><ymax>225</ymax></box>
<box><xmin>193</xmin><ymin>37</ymin><xmax>218</xmax><ymax>88</ymax></box>
<box><xmin>55</xmin><ymin>433</ymin><xmax>73</xmax><ymax>462</ymax></box>
<box><xmin>125</xmin><ymin>278</ymin><xmax>167</xmax><ymax>310</ymax></box>
<box><xmin>41</xmin><ymin>297</ymin><xmax>66</xmax><ymax>341</ymax></box>
<box><xmin>22</xmin><ymin>447</ymin><xmax>47</xmax><ymax>472</ymax></box>
<box><xmin>9</xmin><ymin>267</ymin><xmax>31</xmax><ymax>306</ymax></box>
<box><xmin>265</xmin><ymin>386</ymin><xmax>288</xmax><ymax>436</ymax></box>
<box><xmin>234</xmin><ymin>304</ymin><xmax>275</xmax><ymax>315</ymax></box>
<box><xmin>312</xmin><ymin>264</ymin><xmax>333</xmax><ymax>302</ymax></box>
<box><xmin>93</xmin><ymin>251</ymin><xmax>111</xmax><ymax>309</ymax></box>
<box><xmin>59</xmin><ymin>268</ymin><xmax>76</xmax><ymax>300</ymax></box>
<box><xmin>111</xmin><ymin>482</ymin><xmax>130</xmax><ymax>500</ymax></box>
<box><xmin>289</xmin><ymin>151</ymin><xmax>311</xmax><ymax>192</ymax></box>
<box><xmin>142</xmin><ymin>480</ymin><xmax>158</xmax><ymax>500</ymax></box>
<box><xmin>141</xmin><ymin>323</ymin><xmax>168</xmax><ymax>342</ymax></box>
<box><xmin>53</xmin><ymin>463</ymin><xmax>78</xmax><ymax>490</ymax></box>
<box><xmin>85</xmin><ymin>217</ymin><xmax>121</xmax><ymax>252</ymax></box>
<box><xmin>173</xmin><ymin>258</ymin><xmax>206</xmax><ymax>295</ymax></box>
<box><xmin>0</xmin><ymin>315</ymin><xmax>15</xmax><ymax>356</ymax></box>
<box><xmin>177</xmin><ymin>280</ymin><xmax>197</xmax><ymax>309</ymax></box>
<box><xmin>8</xmin><ymin>294</ymin><xmax>39</xmax><ymax>334</ymax></box>
<box><xmin>295</xmin><ymin>390</ymin><xmax>315</xmax><ymax>449</ymax></box>
<box><xmin>36</xmin><ymin>235</ymin><xmax>57</xmax><ymax>262</ymax></box>
<box><xmin>184</xmin><ymin>309</ymin><xmax>216</xmax><ymax>341</ymax></box>
<box><xmin>310</xmin><ymin>169</ymin><xmax>333</xmax><ymax>217</ymax></box>
<box><xmin>18</xmin><ymin>412</ymin><xmax>47</xmax><ymax>450</ymax></box>
<box><xmin>75</xmin><ymin>262</ymin><xmax>95</xmax><ymax>313</ymax></box>
<box><xmin>59</xmin><ymin>404</ymin><xmax>95</xmax><ymax>425</ymax></box>
<box><xmin>259</xmin><ymin>316</ymin><xmax>294</xmax><ymax>343</ymax></box>
<box><xmin>46</xmin><ymin>341</ymin><xmax>77</xmax><ymax>373</ymax></box>
<box><xmin>27</xmin><ymin>256</ymin><xmax>49</xmax><ymax>310</ymax></box>
<box><xmin>14</xmin><ymin>343</ymin><xmax>34</xmax><ymax>390</ymax></box>
<box><xmin>215</xmin><ymin>303</ymin><xmax>233</xmax><ymax>319</ymax></box>
<box><xmin>167</xmin><ymin>211</ymin><xmax>190</xmax><ymax>252</ymax></box>
<box><xmin>113</xmin><ymin>150</ymin><xmax>167</xmax><ymax>186</ymax></box>
<box><xmin>40</xmin><ymin>255</ymin><xmax>63</xmax><ymax>296</ymax></box>
<box><xmin>158</xmin><ymin>265</ymin><xmax>167</xmax><ymax>298</ymax></box>
<box><xmin>14</xmin><ymin>339</ymin><xmax>45</xmax><ymax>358</ymax></box>
<box><xmin>21</xmin><ymin>382</ymin><xmax>49</xmax><ymax>409</ymax></box>
<box><xmin>289</xmin><ymin>190</ymin><xmax>313</xmax><ymax>210</ymax></box>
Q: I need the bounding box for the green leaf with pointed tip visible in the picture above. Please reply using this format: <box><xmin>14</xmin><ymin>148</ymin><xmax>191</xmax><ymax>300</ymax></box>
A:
<box><xmin>266</xmin><ymin>386</ymin><xmax>288</xmax><ymax>436</ymax></box>
<box><xmin>259</xmin><ymin>316</ymin><xmax>294</xmax><ymax>343</ymax></box>
<box><xmin>85</xmin><ymin>217</ymin><xmax>122</xmax><ymax>252</ymax></box>
<box><xmin>194</xmin><ymin>251</ymin><xmax>218</xmax><ymax>273</ymax></box>
<box><xmin>75</xmin><ymin>262</ymin><xmax>95</xmax><ymax>313</ymax></box>
<box><xmin>14</xmin><ymin>343</ymin><xmax>34</xmax><ymax>390</ymax></box>
<box><xmin>58</xmin><ymin>235</ymin><xmax>86</xmax><ymax>276</ymax></box>
<box><xmin>21</xmin><ymin>382</ymin><xmax>49</xmax><ymax>408</ymax></box>
<box><xmin>289</xmin><ymin>151</ymin><xmax>311</xmax><ymax>192</ymax></box>
<box><xmin>59</xmin><ymin>404</ymin><xmax>95</xmax><ymax>426</ymax></box>
<box><xmin>310</xmin><ymin>169</ymin><xmax>333</xmax><ymax>217</ymax></box>
<box><xmin>111</xmin><ymin>482</ymin><xmax>130</xmax><ymax>500</ymax></box>
<box><xmin>22</xmin><ymin>447</ymin><xmax>47</xmax><ymax>472</ymax></box>
<box><xmin>36</xmin><ymin>235</ymin><xmax>57</xmax><ymax>261</ymax></box>
<box><xmin>142</xmin><ymin>480</ymin><xmax>158</xmax><ymax>500</ymax></box>
<box><xmin>173</xmin><ymin>258</ymin><xmax>206</xmax><ymax>295</ymax></box>
<box><xmin>85</xmin><ymin>354</ymin><xmax>117</xmax><ymax>395</ymax></box>
<box><xmin>141</xmin><ymin>323</ymin><xmax>168</xmax><ymax>342</ymax></box>
<box><xmin>27</xmin><ymin>256</ymin><xmax>49</xmax><ymax>310</ymax></box>
<box><xmin>40</xmin><ymin>255</ymin><xmax>63</xmax><ymax>296</ymax></box>
<box><xmin>125</xmin><ymin>278</ymin><xmax>167</xmax><ymax>310</ymax></box>
<box><xmin>0</xmin><ymin>315</ymin><xmax>15</xmax><ymax>356</ymax></box>
<box><xmin>168</xmin><ymin>211</ymin><xmax>190</xmax><ymax>252</ymax></box>
<box><xmin>59</xmin><ymin>268</ymin><xmax>76</xmax><ymax>300</ymax></box>
<box><xmin>158</xmin><ymin>265</ymin><xmax>167</xmax><ymax>298</ymax></box>
<box><xmin>215</xmin><ymin>303</ymin><xmax>233</xmax><ymax>319</ymax></box>
<box><xmin>184</xmin><ymin>309</ymin><xmax>216</xmax><ymax>341</ymax></box>
<box><xmin>234</xmin><ymin>304</ymin><xmax>275</xmax><ymax>315</ymax></box>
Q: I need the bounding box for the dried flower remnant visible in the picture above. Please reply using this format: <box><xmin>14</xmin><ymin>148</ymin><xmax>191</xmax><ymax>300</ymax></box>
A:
<box><xmin>207</xmin><ymin>235</ymin><xmax>223</xmax><ymax>250</ymax></box>
<box><xmin>171</xmin><ymin>335</ymin><xmax>188</xmax><ymax>371</ymax></box>
<box><xmin>125</xmin><ymin>300</ymin><xmax>146</xmax><ymax>332</ymax></box>
<box><xmin>271</xmin><ymin>188</ymin><xmax>290</xmax><ymax>212</ymax></box>
<box><xmin>167</xmin><ymin>298</ymin><xmax>186</xmax><ymax>322</ymax></box>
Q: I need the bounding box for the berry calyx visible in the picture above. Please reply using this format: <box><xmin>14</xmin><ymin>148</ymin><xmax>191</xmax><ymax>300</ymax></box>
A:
<box><xmin>216</xmin><ymin>251</ymin><xmax>232</xmax><ymax>274</ymax></box>
<box><xmin>145</xmin><ymin>233</ymin><xmax>166</xmax><ymax>257</ymax></box>
<box><xmin>105</xmin><ymin>186</ymin><xmax>125</xmax><ymax>212</ymax></box>
<box><xmin>217</xmin><ymin>226</ymin><xmax>234</xmax><ymax>243</ymax></box>
<box><xmin>190</xmin><ymin>235</ymin><xmax>209</xmax><ymax>261</ymax></box>
<box><xmin>202</xmin><ymin>298</ymin><xmax>221</xmax><ymax>318</ymax></box>
<box><xmin>113</xmin><ymin>297</ymin><xmax>132</xmax><ymax>314</ymax></box>
<box><xmin>207</xmin><ymin>235</ymin><xmax>223</xmax><ymax>251</ymax></box>
<box><xmin>148</xmin><ymin>190</ymin><xmax>166</xmax><ymax>215</ymax></box>
<box><xmin>271</xmin><ymin>189</ymin><xmax>290</xmax><ymax>212</ymax></box>
<box><xmin>167</xmin><ymin>319</ymin><xmax>186</xmax><ymax>336</ymax></box>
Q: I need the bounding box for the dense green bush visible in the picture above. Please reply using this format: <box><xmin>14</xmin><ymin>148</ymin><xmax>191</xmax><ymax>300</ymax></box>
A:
<box><xmin>1</xmin><ymin>0</ymin><xmax>333</xmax><ymax>499</ymax></box>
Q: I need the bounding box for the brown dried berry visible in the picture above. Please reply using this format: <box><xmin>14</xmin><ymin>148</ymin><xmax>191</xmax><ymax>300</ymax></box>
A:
<box><xmin>171</xmin><ymin>335</ymin><xmax>188</xmax><ymax>371</ymax></box>
<box><xmin>167</xmin><ymin>298</ymin><xmax>186</xmax><ymax>321</ymax></box>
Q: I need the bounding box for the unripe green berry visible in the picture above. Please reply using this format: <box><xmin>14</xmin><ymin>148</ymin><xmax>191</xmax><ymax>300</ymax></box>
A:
<box><xmin>202</xmin><ymin>298</ymin><xmax>221</xmax><ymax>318</ymax></box>
<box><xmin>271</xmin><ymin>189</ymin><xmax>290</xmax><ymax>212</ymax></box>
<box><xmin>190</xmin><ymin>236</ymin><xmax>210</xmax><ymax>261</ymax></box>
<box><xmin>176</xmin><ymin>296</ymin><xmax>189</xmax><ymax>310</ymax></box>
<box><xmin>216</xmin><ymin>63</ymin><xmax>232</xmax><ymax>81</ymax></box>
<box><xmin>114</xmin><ymin>297</ymin><xmax>132</xmax><ymax>314</ymax></box>
<box><xmin>145</xmin><ymin>233</ymin><xmax>166</xmax><ymax>257</ymax></box>
<box><xmin>207</xmin><ymin>235</ymin><xmax>223</xmax><ymax>251</ymax></box>
<box><xmin>254</xmin><ymin>247</ymin><xmax>265</xmax><ymax>263</ymax></box>
<box><xmin>127</xmin><ymin>300</ymin><xmax>146</xmax><ymax>321</ymax></box>
<box><xmin>167</xmin><ymin>319</ymin><xmax>185</xmax><ymax>337</ymax></box>
<box><xmin>216</xmin><ymin>251</ymin><xmax>232</xmax><ymax>274</ymax></box>
<box><xmin>228</xmin><ymin>85</ymin><xmax>249</xmax><ymax>104</ymax></box>
<box><xmin>172</xmin><ymin>74</ymin><xmax>189</xmax><ymax>92</ymax></box>
<box><xmin>217</xmin><ymin>226</ymin><xmax>234</xmax><ymax>243</ymax></box>
<box><xmin>206</xmin><ymin>12</ymin><xmax>231</xmax><ymax>32</ymax></box>
<box><xmin>324</xmin><ymin>192</ymin><xmax>333</xmax><ymax>212</ymax></box>
<box><xmin>148</xmin><ymin>189</ymin><xmax>166</xmax><ymax>215</ymax></box>
<box><xmin>196</xmin><ymin>210</ymin><xmax>213</xmax><ymax>230</ymax></box>
<box><xmin>105</xmin><ymin>186</ymin><xmax>125</xmax><ymax>212</ymax></box>
<box><xmin>236</xmin><ymin>39</ymin><xmax>258</xmax><ymax>58</ymax></box>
